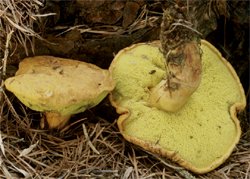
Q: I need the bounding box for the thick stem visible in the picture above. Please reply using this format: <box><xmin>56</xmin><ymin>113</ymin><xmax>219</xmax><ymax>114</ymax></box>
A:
<box><xmin>41</xmin><ymin>112</ymin><xmax>71</xmax><ymax>129</ymax></box>
<box><xmin>149</xmin><ymin>41</ymin><xmax>202</xmax><ymax>112</ymax></box>
<box><xmin>149</xmin><ymin>2</ymin><xmax>202</xmax><ymax>112</ymax></box>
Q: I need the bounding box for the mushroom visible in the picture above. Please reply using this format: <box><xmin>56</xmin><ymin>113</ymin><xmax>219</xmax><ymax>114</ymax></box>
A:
<box><xmin>109</xmin><ymin>40</ymin><xmax>246</xmax><ymax>173</ymax></box>
<box><xmin>149</xmin><ymin>41</ymin><xmax>202</xmax><ymax>112</ymax></box>
<box><xmin>5</xmin><ymin>56</ymin><xmax>115</xmax><ymax>129</ymax></box>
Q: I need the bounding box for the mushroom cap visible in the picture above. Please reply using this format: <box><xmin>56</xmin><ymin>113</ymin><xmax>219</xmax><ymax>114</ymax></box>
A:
<box><xmin>109</xmin><ymin>40</ymin><xmax>246</xmax><ymax>174</ymax></box>
<box><xmin>5</xmin><ymin>56</ymin><xmax>115</xmax><ymax>116</ymax></box>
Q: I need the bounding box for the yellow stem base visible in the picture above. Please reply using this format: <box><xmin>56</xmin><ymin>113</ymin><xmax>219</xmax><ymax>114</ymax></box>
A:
<box><xmin>41</xmin><ymin>112</ymin><xmax>71</xmax><ymax>129</ymax></box>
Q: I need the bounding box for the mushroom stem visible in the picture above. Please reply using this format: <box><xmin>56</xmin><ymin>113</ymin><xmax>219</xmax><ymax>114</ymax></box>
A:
<box><xmin>44</xmin><ymin>112</ymin><xmax>71</xmax><ymax>129</ymax></box>
<box><xmin>149</xmin><ymin>4</ymin><xmax>202</xmax><ymax>112</ymax></box>
<box><xmin>149</xmin><ymin>41</ymin><xmax>202</xmax><ymax>112</ymax></box>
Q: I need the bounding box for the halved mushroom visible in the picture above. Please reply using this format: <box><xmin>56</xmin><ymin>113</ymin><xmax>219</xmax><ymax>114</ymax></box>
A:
<box><xmin>109</xmin><ymin>40</ymin><xmax>246</xmax><ymax>174</ymax></box>
<box><xmin>5</xmin><ymin>56</ymin><xmax>115</xmax><ymax>129</ymax></box>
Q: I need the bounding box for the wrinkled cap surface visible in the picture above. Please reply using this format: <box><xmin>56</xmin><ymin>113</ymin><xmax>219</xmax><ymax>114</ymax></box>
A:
<box><xmin>5</xmin><ymin>56</ymin><xmax>115</xmax><ymax>116</ymax></box>
<box><xmin>109</xmin><ymin>40</ymin><xmax>246</xmax><ymax>174</ymax></box>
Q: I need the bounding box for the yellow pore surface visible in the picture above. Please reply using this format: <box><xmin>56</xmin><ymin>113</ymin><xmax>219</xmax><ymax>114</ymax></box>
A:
<box><xmin>110</xmin><ymin>41</ymin><xmax>246</xmax><ymax>173</ymax></box>
<box><xmin>5</xmin><ymin>56</ymin><xmax>114</xmax><ymax>116</ymax></box>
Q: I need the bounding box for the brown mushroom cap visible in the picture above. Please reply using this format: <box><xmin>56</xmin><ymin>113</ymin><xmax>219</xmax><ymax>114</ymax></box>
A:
<box><xmin>5</xmin><ymin>56</ymin><xmax>115</xmax><ymax>128</ymax></box>
<box><xmin>109</xmin><ymin>40</ymin><xmax>246</xmax><ymax>174</ymax></box>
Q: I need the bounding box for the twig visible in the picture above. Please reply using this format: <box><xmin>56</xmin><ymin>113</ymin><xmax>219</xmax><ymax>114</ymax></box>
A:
<box><xmin>0</xmin><ymin>30</ymin><xmax>13</xmax><ymax>106</ymax></box>
<box><xmin>171</xmin><ymin>22</ymin><xmax>202</xmax><ymax>36</ymax></box>
<box><xmin>82</xmin><ymin>124</ymin><xmax>100</xmax><ymax>155</ymax></box>
<box><xmin>0</xmin><ymin>132</ymin><xmax>6</xmax><ymax>157</ymax></box>
<box><xmin>2</xmin><ymin>90</ymin><xmax>23</xmax><ymax>124</ymax></box>
<box><xmin>0</xmin><ymin>157</ymin><xmax>13</xmax><ymax>179</ymax></box>
<box><xmin>245</xmin><ymin>162</ymin><xmax>250</xmax><ymax>179</ymax></box>
<box><xmin>130</xmin><ymin>148</ymin><xmax>139</xmax><ymax>179</ymax></box>
<box><xmin>2</xmin><ymin>30</ymin><xmax>13</xmax><ymax>77</ymax></box>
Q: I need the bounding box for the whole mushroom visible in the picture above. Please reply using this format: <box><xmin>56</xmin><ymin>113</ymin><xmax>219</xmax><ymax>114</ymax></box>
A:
<box><xmin>109</xmin><ymin>40</ymin><xmax>246</xmax><ymax>173</ymax></box>
<box><xmin>5</xmin><ymin>56</ymin><xmax>115</xmax><ymax>129</ymax></box>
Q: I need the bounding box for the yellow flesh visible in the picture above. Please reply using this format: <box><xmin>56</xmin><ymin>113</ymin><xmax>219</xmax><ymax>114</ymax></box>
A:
<box><xmin>110</xmin><ymin>41</ymin><xmax>245</xmax><ymax>173</ymax></box>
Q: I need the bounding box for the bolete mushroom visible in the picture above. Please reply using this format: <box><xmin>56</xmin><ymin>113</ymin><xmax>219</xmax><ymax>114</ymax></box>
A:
<box><xmin>109</xmin><ymin>40</ymin><xmax>246</xmax><ymax>174</ymax></box>
<box><xmin>5</xmin><ymin>56</ymin><xmax>115</xmax><ymax>129</ymax></box>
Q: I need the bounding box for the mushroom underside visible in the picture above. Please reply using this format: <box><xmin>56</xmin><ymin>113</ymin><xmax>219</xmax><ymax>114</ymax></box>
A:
<box><xmin>109</xmin><ymin>40</ymin><xmax>246</xmax><ymax>174</ymax></box>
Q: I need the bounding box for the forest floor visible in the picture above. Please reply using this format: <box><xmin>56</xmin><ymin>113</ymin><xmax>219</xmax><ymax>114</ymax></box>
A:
<box><xmin>0</xmin><ymin>1</ymin><xmax>249</xmax><ymax>178</ymax></box>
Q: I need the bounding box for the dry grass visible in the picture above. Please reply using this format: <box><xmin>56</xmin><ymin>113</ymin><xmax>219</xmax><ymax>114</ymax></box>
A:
<box><xmin>0</xmin><ymin>0</ymin><xmax>54</xmax><ymax>56</ymax></box>
<box><xmin>0</xmin><ymin>95</ymin><xmax>249</xmax><ymax>178</ymax></box>
<box><xmin>0</xmin><ymin>0</ymin><xmax>249</xmax><ymax>178</ymax></box>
